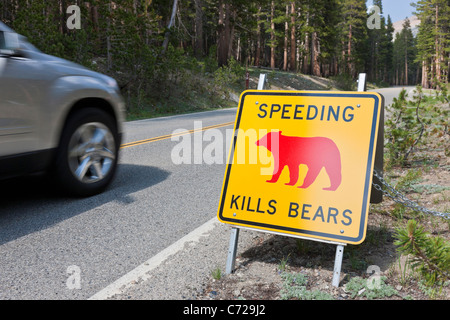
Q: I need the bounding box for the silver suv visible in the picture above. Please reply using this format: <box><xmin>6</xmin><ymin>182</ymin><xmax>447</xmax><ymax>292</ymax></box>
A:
<box><xmin>0</xmin><ymin>22</ymin><xmax>125</xmax><ymax>196</ymax></box>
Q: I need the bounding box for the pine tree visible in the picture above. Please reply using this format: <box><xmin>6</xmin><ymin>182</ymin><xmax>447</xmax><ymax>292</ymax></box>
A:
<box><xmin>367</xmin><ymin>0</ymin><xmax>383</xmax><ymax>83</ymax></box>
<box><xmin>338</xmin><ymin>0</ymin><xmax>368</xmax><ymax>78</ymax></box>
<box><xmin>394</xmin><ymin>18</ymin><xmax>417</xmax><ymax>85</ymax></box>
<box><xmin>383</xmin><ymin>15</ymin><xmax>395</xmax><ymax>83</ymax></box>
<box><xmin>414</xmin><ymin>0</ymin><xmax>450</xmax><ymax>88</ymax></box>
<box><xmin>366</xmin><ymin>1</ymin><xmax>394</xmax><ymax>85</ymax></box>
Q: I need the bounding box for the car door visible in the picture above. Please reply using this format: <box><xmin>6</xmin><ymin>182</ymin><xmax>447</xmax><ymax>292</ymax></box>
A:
<box><xmin>0</xmin><ymin>32</ymin><xmax>40</xmax><ymax>157</ymax></box>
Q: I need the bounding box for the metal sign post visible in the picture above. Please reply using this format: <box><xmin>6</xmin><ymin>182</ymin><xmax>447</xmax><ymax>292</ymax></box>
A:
<box><xmin>226</xmin><ymin>73</ymin><xmax>267</xmax><ymax>274</ymax></box>
<box><xmin>332</xmin><ymin>244</ymin><xmax>345</xmax><ymax>287</ymax></box>
<box><xmin>331</xmin><ymin>73</ymin><xmax>369</xmax><ymax>287</ymax></box>
<box><xmin>225</xmin><ymin>227</ymin><xmax>240</xmax><ymax>274</ymax></box>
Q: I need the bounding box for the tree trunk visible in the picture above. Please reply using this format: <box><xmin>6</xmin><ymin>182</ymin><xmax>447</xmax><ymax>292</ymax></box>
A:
<box><xmin>290</xmin><ymin>2</ymin><xmax>296</xmax><ymax>71</ymax></box>
<box><xmin>217</xmin><ymin>0</ymin><xmax>228</xmax><ymax>67</ymax></box>
<box><xmin>396</xmin><ymin>68</ymin><xmax>399</xmax><ymax>86</ymax></box>
<box><xmin>347</xmin><ymin>24</ymin><xmax>353</xmax><ymax>76</ymax></box>
<box><xmin>404</xmin><ymin>50</ymin><xmax>408</xmax><ymax>85</ymax></box>
<box><xmin>435</xmin><ymin>4</ymin><xmax>440</xmax><ymax>88</ymax></box>
<box><xmin>404</xmin><ymin>28</ymin><xmax>408</xmax><ymax>85</ymax></box>
<box><xmin>91</xmin><ymin>4</ymin><xmax>99</xmax><ymax>32</ymax></box>
<box><xmin>60</xmin><ymin>0</ymin><xmax>67</xmax><ymax>34</ymax></box>
<box><xmin>255</xmin><ymin>6</ymin><xmax>261</xmax><ymax>66</ymax></box>
<box><xmin>311</xmin><ymin>31</ymin><xmax>320</xmax><ymax>76</ymax></box>
<box><xmin>448</xmin><ymin>53</ymin><xmax>450</xmax><ymax>83</ymax></box>
<box><xmin>302</xmin><ymin>14</ymin><xmax>309</xmax><ymax>74</ymax></box>
<box><xmin>161</xmin><ymin>0</ymin><xmax>178</xmax><ymax>55</ymax></box>
<box><xmin>227</xmin><ymin>9</ymin><xmax>236</xmax><ymax>61</ymax></box>
<box><xmin>106</xmin><ymin>3</ymin><xmax>112</xmax><ymax>70</ymax></box>
<box><xmin>421</xmin><ymin>60</ymin><xmax>428</xmax><ymax>88</ymax></box>
<box><xmin>270</xmin><ymin>1</ymin><xmax>275</xmax><ymax>69</ymax></box>
<box><xmin>194</xmin><ymin>0</ymin><xmax>204</xmax><ymax>57</ymax></box>
<box><xmin>283</xmin><ymin>5</ymin><xmax>288</xmax><ymax>71</ymax></box>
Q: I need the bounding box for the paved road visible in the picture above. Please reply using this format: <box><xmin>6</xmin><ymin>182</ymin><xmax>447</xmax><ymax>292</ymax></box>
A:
<box><xmin>0</xmin><ymin>108</ymin><xmax>236</xmax><ymax>299</ymax></box>
<box><xmin>0</xmin><ymin>86</ymin><xmax>410</xmax><ymax>300</ymax></box>
<box><xmin>372</xmin><ymin>86</ymin><xmax>417</xmax><ymax>107</ymax></box>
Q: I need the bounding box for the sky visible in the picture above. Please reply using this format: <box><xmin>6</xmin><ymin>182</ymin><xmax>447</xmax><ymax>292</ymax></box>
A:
<box><xmin>366</xmin><ymin>0</ymin><xmax>417</xmax><ymax>23</ymax></box>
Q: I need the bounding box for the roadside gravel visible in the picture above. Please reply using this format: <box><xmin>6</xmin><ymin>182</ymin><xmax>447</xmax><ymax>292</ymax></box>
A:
<box><xmin>107</xmin><ymin>221</ymin><xmax>262</xmax><ymax>300</ymax></box>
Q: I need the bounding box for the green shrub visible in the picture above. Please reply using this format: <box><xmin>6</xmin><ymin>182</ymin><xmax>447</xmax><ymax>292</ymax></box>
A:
<box><xmin>345</xmin><ymin>276</ymin><xmax>398</xmax><ymax>299</ymax></box>
<box><xmin>280</xmin><ymin>272</ymin><xmax>334</xmax><ymax>300</ymax></box>
<box><xmin>394</xmin><ymin>220</ymin><xmax>450</xmax><ymax>287</ymax></box>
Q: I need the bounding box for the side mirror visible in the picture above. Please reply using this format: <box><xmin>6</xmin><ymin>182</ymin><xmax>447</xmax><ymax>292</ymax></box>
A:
<box><xmin>0</xmin><ymin>32</ymin><xmax>20</xmax><ymax>56</ymax></box>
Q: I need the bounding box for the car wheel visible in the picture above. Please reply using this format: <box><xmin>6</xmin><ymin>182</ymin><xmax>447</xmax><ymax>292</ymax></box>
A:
<box><xmin>55</xmin><ymin>108</ymin><xmax>119</xmax><ymax>196</ymax></box>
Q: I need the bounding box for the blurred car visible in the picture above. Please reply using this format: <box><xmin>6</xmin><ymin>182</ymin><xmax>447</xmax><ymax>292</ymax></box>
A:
<box><xmin>0</xmin><ymin>22</ymin><xmax>125</xmax><ymax>196</ymax></box>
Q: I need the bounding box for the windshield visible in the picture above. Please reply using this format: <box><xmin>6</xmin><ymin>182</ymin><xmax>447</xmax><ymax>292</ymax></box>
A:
<box><xmin>18</xmin><ymin>35</ymin><xmax>41</xmax><ymax>52</ymax></box>
<box><xmin>0</xmin><ymin>21</ymin><xmax>41</xmax><ymax>53</ymax></box>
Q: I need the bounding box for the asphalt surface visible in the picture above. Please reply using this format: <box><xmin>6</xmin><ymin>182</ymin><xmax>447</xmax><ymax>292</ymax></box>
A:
<box><xmin>374</xmin><ymin>85</ymin><xmax>417</xmax><ymax>107</ymax></box>
<box><xmin>0</xmin><ymin>86</ymin><xmax>412</xmax><ymax>300</ymax></box>
<box><xmin>0</xmin><ymin>108</ymin><xmax>236</xmax><ymax>300</ymax></box>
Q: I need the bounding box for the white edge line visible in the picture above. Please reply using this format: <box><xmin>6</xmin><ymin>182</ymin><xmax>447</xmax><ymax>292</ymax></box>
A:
<box><xmin>88</xmin><ymin>217</ymin><xmax>218</xmax><ymax>300</ymax></box>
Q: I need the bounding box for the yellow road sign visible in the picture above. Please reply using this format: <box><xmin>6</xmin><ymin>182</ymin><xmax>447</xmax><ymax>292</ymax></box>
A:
<box><xmin>217</xmin><ymin>90</ymin><xmax>383</xmax><ymax>245</ymax></box>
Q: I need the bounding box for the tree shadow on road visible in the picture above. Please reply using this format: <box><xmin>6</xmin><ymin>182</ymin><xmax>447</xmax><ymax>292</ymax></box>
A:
<box><xmin>0</xmin><ymin>164</ymin><xmax>170</xmax><ymax>245</ymax></box>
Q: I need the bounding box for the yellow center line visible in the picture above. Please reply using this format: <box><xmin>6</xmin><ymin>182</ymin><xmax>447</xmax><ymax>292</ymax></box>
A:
<box><xmin>120</xmin><ymin>121</ymin><xmax>235</xmax><ymax>149</ymax></box>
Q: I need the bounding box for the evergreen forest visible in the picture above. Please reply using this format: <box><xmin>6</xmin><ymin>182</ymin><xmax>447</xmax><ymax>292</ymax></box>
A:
<box><xmin>1</xmin><ymin>0</ymin><xmax>449</xmax><ymax>113</ymax></box>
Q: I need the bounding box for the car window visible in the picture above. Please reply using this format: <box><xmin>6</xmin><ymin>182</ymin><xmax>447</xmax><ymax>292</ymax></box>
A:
<box><xmin>19</xmin><ymin>37</ymin><xmax>40</xmax><ymax>52</ymax></box>
<box><xmin>0</xmin><ymin>32</ymin><xmax>5</xmax><ymax>49</ymax></box>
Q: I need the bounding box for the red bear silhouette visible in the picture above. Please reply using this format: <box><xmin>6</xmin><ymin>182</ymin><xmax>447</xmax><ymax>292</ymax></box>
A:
<box><xmin>255</xmin><ymin>131</ymin><xmax>342</xmax><ymax>191</ymax></box>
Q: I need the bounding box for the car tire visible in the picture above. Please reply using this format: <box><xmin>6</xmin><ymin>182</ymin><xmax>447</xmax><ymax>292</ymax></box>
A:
<box><xmin>54</xmin><ymin>107</ymin><xmax>119</xmax><ymax>197</ymax></box>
